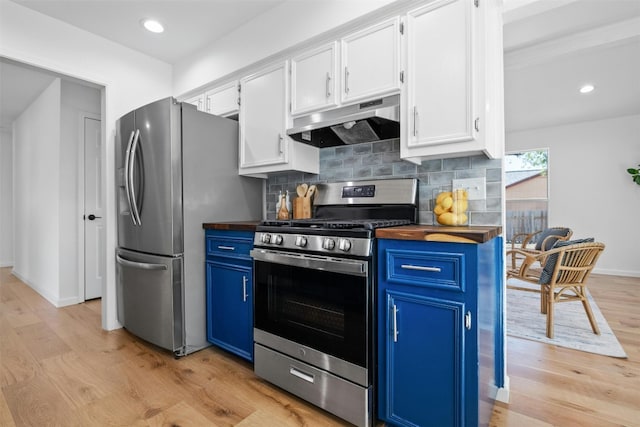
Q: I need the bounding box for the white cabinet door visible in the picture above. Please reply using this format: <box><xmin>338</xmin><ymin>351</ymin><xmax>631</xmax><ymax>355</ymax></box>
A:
<box><xmin>341</xmin><ymin>17</ymin><xmax>401</xmax><ymax>104</ymax></box>
<box><xmin>184</xmin><ymin>93</ymin><xmax>206</xmax><ymax>112</ymax></box>
<box><xmin>206</xmin><ymin>81</ymin><xmax>239</xmax><ymax>117</ymax></box>
<box><xmin>403</xmin><ymin>0</ymin><xmax>478</xmax><ymax>160</ymax></box>
<box><xmin>291</xmin><ymin>42</ymin><xmax>338</xmax><ymax>116</ymax></box>
<box><xmin>239</xmin><ymin>62</ymin><xmax>289</xmax><ymax>169</ymax></box>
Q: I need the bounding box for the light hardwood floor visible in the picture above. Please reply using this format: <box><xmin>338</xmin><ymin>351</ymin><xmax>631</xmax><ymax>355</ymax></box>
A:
<box><xmin>1</xmin><ymin>267</ymin><xmax>638</xmax><ymax>426</ymax></box>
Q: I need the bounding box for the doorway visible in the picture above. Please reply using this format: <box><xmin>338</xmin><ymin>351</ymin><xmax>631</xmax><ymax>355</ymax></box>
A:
<box><xmin>0</xmin><ymin>58</ymin><xmax>105</xmax><ymax>306</ymax></box>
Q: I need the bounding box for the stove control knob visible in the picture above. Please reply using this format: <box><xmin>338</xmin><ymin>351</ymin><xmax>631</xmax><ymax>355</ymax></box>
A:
<box><xmin>295</xmin><ymin>235</ymin><xmax>308</xmax><ymax>247</ymax></box>
<box><xmin>261</xmin><ymin>233</ymin><xmax>271</xmax><ymax>244</ymax></box>
<box><xmin>338</xmin><ymin>239</ymin><xmax>352</xmax><ymax>252</ymax></box>
<box><xmin>273</xmin><ymin>234</ymin><xmax>283</xmax><ymax>245</ymax></box>
<box><xmin>322</xmin><ymin>238</ymin><xmax>335</xmax><ymax>250</ymax></box>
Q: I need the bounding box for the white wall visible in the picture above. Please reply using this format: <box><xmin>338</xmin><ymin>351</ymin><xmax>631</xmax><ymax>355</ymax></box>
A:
<box><xmin>174</xmin><ymin>0</ymin><xmax>396</xmax><ymax>96</ymax></box>
<box><xmin>0</xmin><ymin>0</ymin><xmax>173</xmax><ymax>329</ymax></box>
<box><xmin>13</xmin><ymin>79</ymin><xmax>62</xmax><ymax>302</ymax></box>
<box><xmin>506</xmin><ymin>114</ymin><xmax>640</xmax><ymax>277</ymax></box>
<box><xmin>60</xmin><ymin>80</ymin><xmax>101</xmax><ymax>303</ymax></box>
<box><xmin>0</xmin><ymin>130</ymin><xmax>14</xmax><ymax>267</ymax></box>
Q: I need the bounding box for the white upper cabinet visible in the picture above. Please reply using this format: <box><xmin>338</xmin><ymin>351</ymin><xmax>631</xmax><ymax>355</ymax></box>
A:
<box><xmin>341</xmin><ymin>17</ymin><xmax>402</xmax><ymax>104</ymax></box>
<box><xmin>183</xmin><ymin>81</ymin><xmax>239</xmax><ymax>117</ymax></box>
<box><xmin>239</xmin><ymin>61</ymin><xmax>318</xmax><ymax>178</ymax></box>
<box><xmin>290</xmin><ymin>42</ymin><xmax>339</xmax><ymax>116</ymax></box>
<box><xmin>408</xmin><ymin>0</ymin><xmax>473</xmax><ymax>147</ymax></box>
<box><xmin>206</xmin><ymin>81</ymin><xmax>239</xmax><ymax>117</ymax></box>
<box><xmin>401</xmin><ymin>0</ymin><xmax>502</xmax><ymax>162</ymax></box>
<box><xmin>184</xmin><ymin>93</ymin><xmax>205</xmax><ymax>112</ymax></box>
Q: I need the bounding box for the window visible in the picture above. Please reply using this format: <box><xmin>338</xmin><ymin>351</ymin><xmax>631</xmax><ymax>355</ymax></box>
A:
<box><xmin>505</xmin><ymin>149</ymin><xmax>549</xmax><ymax>246</ymax></box>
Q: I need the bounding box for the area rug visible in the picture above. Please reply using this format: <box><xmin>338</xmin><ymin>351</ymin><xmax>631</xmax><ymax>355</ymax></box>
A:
<box><xmin>506</xmin><ymin>279</ymin><xmax>627</xmax><ymax>358</ymax></box>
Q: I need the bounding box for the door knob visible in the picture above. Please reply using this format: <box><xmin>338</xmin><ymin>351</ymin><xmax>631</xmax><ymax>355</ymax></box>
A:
<box><xmin>86</xmin><ymin>214</ymin><xmax>102</xmax><ymax>221</ymax></box>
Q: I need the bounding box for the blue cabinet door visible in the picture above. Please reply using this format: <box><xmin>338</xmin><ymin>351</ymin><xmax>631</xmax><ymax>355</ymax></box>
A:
<box><xmin>381</xmin><ymin>289</ymin><xmax>467</xmax><ymax>427</ymax></box>
<box><xmin>206</xmin><ymin>260</ymin><xmax>253</xmax><ymax>361</ymax></box>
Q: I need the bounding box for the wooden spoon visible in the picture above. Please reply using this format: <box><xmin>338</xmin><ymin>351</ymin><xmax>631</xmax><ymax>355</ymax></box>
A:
<box><xmin>306</xmin><ymin>184</ymin><xmax>317</xmax><ymax>199</ymax></box>
<box><xmin>296</xmin><ymin>183</ymin><xmax>308</xmax><ymax>198</ymax></box>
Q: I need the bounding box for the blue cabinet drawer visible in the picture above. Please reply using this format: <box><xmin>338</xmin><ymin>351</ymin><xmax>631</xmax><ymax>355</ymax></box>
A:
<box><xmin>384</xmin><ymin>249</ymin><xmax>465</xmax><ymax>292</ymax></box>
<box><xmin>205</xmin><ymin>230</ymin><xmax>254</xmax><ymax>260</ymax></box>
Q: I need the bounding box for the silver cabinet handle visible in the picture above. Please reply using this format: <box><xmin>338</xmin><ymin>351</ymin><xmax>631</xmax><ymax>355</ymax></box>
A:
<box><xmin>326</xmin><ymin>72</ymin><xmax>332</xmax><ymax>98</ymax></box>
<box><xmin>116</xmin><ymin>255</ymin><xmax>167</xmax><ymax>271</ymax></box>
<box><xmin>242</xmin><ymin>276</ymin><xmax>248</xmax><ymax>302</ymax></box>
<box><xmin>289</xmin><ymin>366</ymin><xmax>315</xmax><ymax>383</ymax></box>
<box><xmin>400</xmin><ymin>264</ymin><xmax>441</xmax><ymax>273</ymax></box>
<box><xmin>392</xmin><ymin>303</ymin><xmax>399</xmax><ymax>342</ymax></box>
<box><xmin>278</xmin><ymin>133</ymin><xmax>284</xmax><ymax>154</ymax></box>
<box><xmin>206</xmin><ymin>96</ymin><xmax>211</xmax><ymax>112</ymax></box>
<box><xmin>217</xmin><ymin>245</ymin><xmax>235</xmax><ymax>251</ymax></box>
<box><xmin>344</xmin><ymin>67</ymin><xmax>349</xmax><ymax>94</ymax></box>
<box><xmin>413</xmin><ymin>106</ymin><xmax>419</xmax><ymax>137</ymax></box>
<box><xmin>465</xmin><ymin>311</ymin><xmax>472</xmax><ymax>330</ymax></box>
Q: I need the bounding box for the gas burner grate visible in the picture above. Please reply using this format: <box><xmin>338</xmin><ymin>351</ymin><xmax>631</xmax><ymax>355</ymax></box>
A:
<box><xmin>260</xmin><ymin>218</ymin><xmax>411</xmax><ymax>230</ymax></box>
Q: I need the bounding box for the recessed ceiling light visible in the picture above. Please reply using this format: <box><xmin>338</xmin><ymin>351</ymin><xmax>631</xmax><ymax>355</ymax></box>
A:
<box><xmin>141</xmin><ymin>19</ymin><xmax>164</xmax><ymax>33</ymax></box>
<box><xmin>579</xmin><ymin>84</ymin><xmax>595</xmax><ymax>94</ymax></box>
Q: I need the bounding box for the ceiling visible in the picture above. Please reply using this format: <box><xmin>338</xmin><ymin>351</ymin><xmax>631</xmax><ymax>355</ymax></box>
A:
<box><xmin>1</xmin><ymin>0</ymin><xmax>640</xmax><ymax>134</ymax></box>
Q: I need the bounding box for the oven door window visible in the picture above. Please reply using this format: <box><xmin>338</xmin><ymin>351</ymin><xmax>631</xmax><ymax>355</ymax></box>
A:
<box><xmin>254</xmin><ymin>260</ymin><xmax>367</xmax><ymax>367</ymax></box>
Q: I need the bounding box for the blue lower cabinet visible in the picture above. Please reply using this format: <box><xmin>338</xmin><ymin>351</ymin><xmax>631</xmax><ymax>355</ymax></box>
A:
<box><xmin>205</xmin><ymin>230</ymin><xmax>255</xmax><ymax>362</ymax></box>
<box><xmin>377</xmin><ymin>237</ymin><xmax>501</xmax><ymax>427</ymax></box>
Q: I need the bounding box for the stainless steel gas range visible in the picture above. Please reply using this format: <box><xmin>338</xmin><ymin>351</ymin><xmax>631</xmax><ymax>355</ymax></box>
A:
<box><xmin>250</xmin><ymin>178</ymin><xmax>418</xmax><ymax>427</ymax></box>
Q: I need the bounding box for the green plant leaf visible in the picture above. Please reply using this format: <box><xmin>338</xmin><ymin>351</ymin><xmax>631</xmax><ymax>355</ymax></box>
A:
<box><xmin>634</xmin><ymin>175</ymin><xmax>640</xmax><ymax>185</ymax></box>
<box><xmin>628</xmin><ymin>168</ymin><xmax>639</xmax><ymax>175</ymax></box>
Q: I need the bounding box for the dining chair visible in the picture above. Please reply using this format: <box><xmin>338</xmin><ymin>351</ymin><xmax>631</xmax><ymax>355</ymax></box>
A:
<box><xmin>507</xmin><ymin>239</ymin><xmax>605</xmax><ymax>339</ymax></box>
<box><xmin>508</xmin><ymin>226</ymin><xmax>573</xmax><ymax>270</ymax></box>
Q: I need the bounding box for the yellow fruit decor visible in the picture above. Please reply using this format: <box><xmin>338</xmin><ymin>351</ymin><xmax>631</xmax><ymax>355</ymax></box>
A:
<box><xmin>433</xmin><ymin>189</ymin><xmax>469</xmax><ymax>226</ymax></box>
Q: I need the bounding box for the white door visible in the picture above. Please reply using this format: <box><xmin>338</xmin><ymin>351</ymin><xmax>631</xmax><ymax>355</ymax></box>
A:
<box><xmin>84</xmin><ymin>117</ymin><xmax>104</xmax><ymax>300</ymax></box>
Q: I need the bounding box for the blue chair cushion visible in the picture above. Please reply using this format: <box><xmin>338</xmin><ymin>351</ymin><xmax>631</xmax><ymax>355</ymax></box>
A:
<box><xmin>535</xmin><ymin>228</ymin><xmax>572</xmax><ymax>251</ymax></box>
<box><xmin>539</xmin><ymin>238</ymin><xmax>595</xmax><ymax>285</ymax></box>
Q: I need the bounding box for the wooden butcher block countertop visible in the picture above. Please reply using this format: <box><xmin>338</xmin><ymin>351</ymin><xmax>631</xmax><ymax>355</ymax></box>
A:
<box><xmin>376</xmin><ymin>225</ymin><xmax>502</xmax><ymax>244</ymax></box>
<box><xmin>202</xmin><ymin>221</ymin><xmax>261</xmax><ymax>232</ymax></box>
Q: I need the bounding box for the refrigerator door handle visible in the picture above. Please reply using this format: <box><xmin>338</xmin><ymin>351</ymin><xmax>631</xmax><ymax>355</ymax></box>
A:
<box><xmin>116</xmin><ymin>254</ymin><xmax>168</xmax><ymax>271</ymax></box>
<box><xmin>123</xmin><ymin>130</ymin><xmax>137</xmax><ymax>225</ymax></box>
<box><xmin>128</xmin><ymin>129</ymin><xmax>142</xmax><ymax>226</ymax></box>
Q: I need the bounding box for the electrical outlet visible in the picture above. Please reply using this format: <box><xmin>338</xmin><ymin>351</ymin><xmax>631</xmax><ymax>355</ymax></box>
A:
<box><xmin>452</xmin><ymin>177</ymin><xmax>486</xmax><ymax>200</ymax></box>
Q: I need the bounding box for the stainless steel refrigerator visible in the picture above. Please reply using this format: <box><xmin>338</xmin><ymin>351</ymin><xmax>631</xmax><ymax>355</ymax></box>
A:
<box><xmin>115</xmin><ymin>97</ymin><xmax>262</xmax><ymax>356</ymax></box>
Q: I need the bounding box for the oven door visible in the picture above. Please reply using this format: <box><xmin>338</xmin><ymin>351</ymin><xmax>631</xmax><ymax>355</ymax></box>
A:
<box><xmin>251</xmin><ymin>248</ymin><xmax>370</xmax><ymax>370</ymax></box>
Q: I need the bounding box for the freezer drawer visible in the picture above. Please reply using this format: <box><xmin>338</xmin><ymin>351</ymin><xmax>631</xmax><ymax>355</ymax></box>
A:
<box><xmin>116</xmin><ymin>248</ymin><xmax>183</xmax><ymax>353</ymax></box>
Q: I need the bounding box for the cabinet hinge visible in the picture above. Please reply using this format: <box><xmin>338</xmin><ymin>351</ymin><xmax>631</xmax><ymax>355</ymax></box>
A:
<box><xmin>474</xmin><ymin>0</ymin><xmax>479</xmax><ymax>7</ymax></box>
<box><xmin>237</xmin><ymin>84</ymin><xmax>241</xmax><ymax>106</ymax></box>
<box><xmin>399</xmin><ymin>22</ymin><xmax>404</xmax><ymax>35</ymax></box>
<box><xmin>400</xmin><ymin>71</ymin><xmax>405</xmax><ymax>83</ymax></box>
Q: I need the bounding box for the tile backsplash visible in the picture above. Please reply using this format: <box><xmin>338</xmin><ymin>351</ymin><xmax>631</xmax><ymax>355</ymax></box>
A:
<box><xmin>266</xmin><ymin>139</ymin><xmax>502</xmax><ymax>225</ymax></box>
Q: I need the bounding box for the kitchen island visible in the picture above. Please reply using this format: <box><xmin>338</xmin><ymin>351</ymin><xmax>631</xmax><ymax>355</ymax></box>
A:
<box><xmin>376</xmin><ymin>225</ymin><xmax>503</xmax><ymax>427</ymax></box>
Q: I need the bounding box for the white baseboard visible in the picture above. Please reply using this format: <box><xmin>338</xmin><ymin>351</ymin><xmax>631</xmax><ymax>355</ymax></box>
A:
<box><xmin>0</xmin><ymin>261</ymin><xmax>13</xmax><ymax>268</ymax></box>
<box><xmin>495</xmin><ymin>375</ymin><xmax>510</xmax><ymax>403</ymax></box>
<box><xmin>11</xmin><ymin>269</ymin><xmax>63</xmax><ymax>307</ymax></box>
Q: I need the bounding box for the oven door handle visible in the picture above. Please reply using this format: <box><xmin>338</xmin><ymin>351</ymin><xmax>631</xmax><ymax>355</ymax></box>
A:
<box><xmin>250</xmin><ymin>249</ymin><xmax>367</xmax><ymax>277</ymax></box>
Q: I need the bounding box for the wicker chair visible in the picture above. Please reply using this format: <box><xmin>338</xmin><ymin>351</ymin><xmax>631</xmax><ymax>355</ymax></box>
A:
<box><xmin>507</xmin><ymin>241</ymin><xmax>605</xmax><ymax>339</ymax></box>
<box><xmin>508</xmin><ymin>227</ymin><xmax>573</xmax><ymax>270</ymax></box>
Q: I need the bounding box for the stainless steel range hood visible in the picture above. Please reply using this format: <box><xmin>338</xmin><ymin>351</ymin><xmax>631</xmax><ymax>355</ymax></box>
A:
<box><xmin>286</xmin><ymin>94</ymin><xmax>400</xmax><ymax>148</ymax></box>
